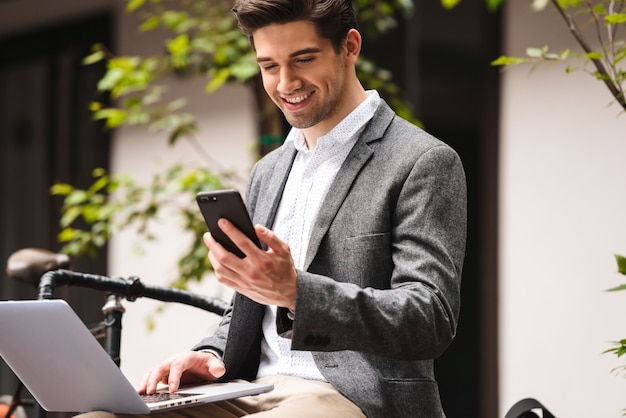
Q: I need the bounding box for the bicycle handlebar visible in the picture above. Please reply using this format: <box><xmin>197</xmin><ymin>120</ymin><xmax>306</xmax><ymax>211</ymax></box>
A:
<box><xmin>37</xmin><ymin>269</ymin><xmax>229</xmax><ymax>316</ymax></box>
<box><xmin>6</xmin><ymin>248</ymin><xmax>229</xmax><ymax>316</ymax></box>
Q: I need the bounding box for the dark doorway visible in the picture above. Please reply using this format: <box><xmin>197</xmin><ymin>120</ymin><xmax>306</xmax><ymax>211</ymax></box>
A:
<box><xmin>0</xmin><ymin>13</ymin><xmax>113</xmax><ymax>401</ymax></box>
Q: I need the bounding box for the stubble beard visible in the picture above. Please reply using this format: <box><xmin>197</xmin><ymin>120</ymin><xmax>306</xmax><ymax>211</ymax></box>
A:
<box><xmin>281</xmin><ymin>91</ymin><xmax>342</xmax><ymax>130</ymax></box>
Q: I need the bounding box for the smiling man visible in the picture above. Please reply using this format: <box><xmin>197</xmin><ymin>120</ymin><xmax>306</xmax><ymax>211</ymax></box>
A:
<box><xmin>79</xmin><ymin>1</ymin><xmax>467</xmax><ymax>417</ymax></box>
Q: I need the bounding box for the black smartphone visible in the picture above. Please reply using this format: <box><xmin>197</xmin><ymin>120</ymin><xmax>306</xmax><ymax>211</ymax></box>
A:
<box><xmin>196</xmin><ymin>189</ymin><xmax>261</xmax><ymax>258</ymax></box>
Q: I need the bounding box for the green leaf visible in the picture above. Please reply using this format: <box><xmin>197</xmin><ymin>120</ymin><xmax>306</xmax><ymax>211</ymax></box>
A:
<box><xmin>87</xmin><ymin>175</ymin><xmax>110</xmax><ymax>195</ymax></box>
<box><xmin>97</xmin><ymin>67</ymin><xmax>125</xmax><ymax>92</ymax></box>
<box><xmin>57</xmin><ymin>228</ymin><xmax>78</xmax><ymax>243</ymax></box>
<box><xmin>167</xmin><ymin>34</ymin><xmax>191</xmax><ymax>69</ymax></box>
<box><xmin>606</xmin><ymin>283</ymin><xmax>626</xmax><ymax>292</ymax></box>
<box><xmin>556</xmin><ymin>0</ymin><xmax>583</xmax><ymax>8</ymax></box>
<box><xmin>127</xmin><ymin>109</ymin><xmax>150</xmax><ymax>125</ymax></box>
<box><xmin>605</xmin><ymin>13</ymin><xmax>626</xmax><ymax>25</ymax></box>
<box><xmin>559</xmin><ymin>49</ymin><xmax>572</xmax><ymax>60</ymax></box>
<box><xmin>593</xmin><ymin>4</ymin><xmax>607</xmax><ymax>15</ymax></box>
<box><xmin>206</xmin><ymin>68</ymin><xmax>231</xmax><ymax>93</ymax></box>
<box><xmin>60</xmin><ymin>207</ymin><xmax>81</xmax><ymax>228</ymax></box>
<box><xmin>141</xmin><ymin>86</ymin><xmax>164</xmax><ymax>106</ymax></box>
<box><xmin>484</xmin><ymin>0</ymin><xmax>505</xmax><ymax>11</ymax></box>
<box><xmin>82</xmin><ymin>50</ymin><xmax>105</xmax><ymax>65</ymax></box>
<box><xmin>490</xmin><ymin>55</ymin><xmax>524</xmax><ymax>66</ymax></box>
<box><xmin>65</xmin><ymin>190</ymin><xmax>89</xmax><ymax>205</ymax></box>
<box><xmin>214</xmin><ymin>44</ymin><xmax>240</xmax><ymax>66</ymax></box>
<box><xmin>162</xmin><ymin>10</ymin><xmax>189</xmax><ymax>31</ymax></box>
<box><xmin>586</xmin><ymin>51</ymin><xmax>603</xmax><ymax>60</ymax></box>
<box><xmin>166</xmin><ymin>33</ymin><xmax>189</xmax><ymax>55</ymax></box>
<box><xmin>50</xmin><ymin>183</ymin><xmax>74</xmax><ymax>196</ymax></box>
<box><xmin>229</xmin><ymin>53</ymin><xmax>260</xmax><ymax>81</ymax></box>
<box><xmin>139</xmin><ymin>16</ymin><xmax>161</xmax><ymax>32</ymax></box>
<box><xmin>440</xmin><ymin>0</ymin><xmax>461</xmax><ymax>10</ymax></box>
<box><xmin>126</xmin><ymin>0</ymin><xmax>145</xmax><ymax>12</ymax></box>
<box><xmin>166</xmin><ymin>98</ymin><xmax>187</xmax><ymax>112</ymax></box>
<box><xmin>616</xmin><ymin>254</ymin><xmax>626</xmax><ymax>275</ymax></box>
<box><xmin>82</xmin><ymin>206</ymin><xmax>101</xmax><ymax>224</ymax></box>
<box><xmin>93</xmin><ymin>108</ymin><xmax>128</xmax><ymax>128</ymax></box>
<box><xmin>92</xmin><ymin>167</ymin><xmax>107</xmax><ymax>178</ymax></box>
<box><xmin>526</xmin><ymin>47</ymin><xmax>545</xmax><ymax>58</ymax></box>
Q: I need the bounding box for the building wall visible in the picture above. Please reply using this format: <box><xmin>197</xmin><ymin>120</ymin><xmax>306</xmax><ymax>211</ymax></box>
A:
<box><xmin>499</xmin><ymin>3</ymin><xmax>626</xmax><ymax>417</ymax></box>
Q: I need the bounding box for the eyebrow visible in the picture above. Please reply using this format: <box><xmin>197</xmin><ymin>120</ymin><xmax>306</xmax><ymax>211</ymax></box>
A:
<box><xmin>256</xmin><ymin>47</ymin><xmax>323</xmax><ymax>63</ymax></box>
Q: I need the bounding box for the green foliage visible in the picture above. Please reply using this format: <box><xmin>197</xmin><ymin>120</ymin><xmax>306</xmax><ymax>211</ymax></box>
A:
<box><xmin>52</xmin><ymin>166</ymin><xmax>234</xmax><ymax>288</ymax></box>
<box><xmin>607</xmin><ymin>254</ymin><xmax>626</xmax><ymax>292</ymax></box>
<box><xmin>85</xmin><ymin>0</ymin><xmax>419</xmax><ymax>145</ymax></box>
<box><xmin>488</xmin><ymin>0</ymin><xmax>626</xmax><ymax>112</ymax></box>
<box><xmin>353</xmin><ymin>0</ymin><xmax>414</xmax><ymax>34</ymax></box>
<box><xmin>604</xmin><ymin>254</ymin><xmax>626</xmax><ymax>377</ymax></box>
<box><xmin>617</xmin><ymin>254</ymin><xmax>626</xmax><ymax>274</ymax></box>
<box><xmin>356</xmin><ymin>58</ymin><xmax>422</xmax><ymax>128</ymax></box>
<box><xmin>83</xmin><ymin>0</ymin><xmax>250</xmax><ymax>143</ymax></box>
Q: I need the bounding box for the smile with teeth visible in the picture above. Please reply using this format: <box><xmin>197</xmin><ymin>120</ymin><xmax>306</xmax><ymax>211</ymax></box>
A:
<box><xmin>284</xmin><ymin>93</ymin><xmax>310</xmax><ymax>104</ymax></box>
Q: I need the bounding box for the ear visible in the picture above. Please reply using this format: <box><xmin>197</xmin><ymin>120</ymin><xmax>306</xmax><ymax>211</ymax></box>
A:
<box><xmin>344</xmin><ymin>28</ymin><xmax>361</xmax><ymax>64</ymax></box>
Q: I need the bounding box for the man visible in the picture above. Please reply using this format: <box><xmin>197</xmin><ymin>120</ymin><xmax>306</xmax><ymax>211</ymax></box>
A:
<box><xmin>96</xmin><ymin>0</ymin><xmax>467</xmax><ymax>416</ymax></box>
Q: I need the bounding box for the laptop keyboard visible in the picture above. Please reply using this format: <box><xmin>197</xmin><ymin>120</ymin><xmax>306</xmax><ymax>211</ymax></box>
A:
<box><xmin>141</xmin><ymin>392</ymin><xmax>201</xmax><ymax>403</ymax></box>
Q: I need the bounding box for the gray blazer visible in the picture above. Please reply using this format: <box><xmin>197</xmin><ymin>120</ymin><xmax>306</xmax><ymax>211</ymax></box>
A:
<box><xmin>194</xmin><ymin>100</ymin><xmax>467</xmax><ymax>418</ymax></box>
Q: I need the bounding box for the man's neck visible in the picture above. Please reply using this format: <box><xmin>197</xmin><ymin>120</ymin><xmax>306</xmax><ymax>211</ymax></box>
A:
<box><xmin>302</xmin><ymin>85</ymin><xmax>368</xmax><ymax>150</ymax></box>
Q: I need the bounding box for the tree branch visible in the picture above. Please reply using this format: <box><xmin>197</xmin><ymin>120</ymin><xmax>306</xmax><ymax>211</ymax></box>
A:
<box><xmin>551</xmin><ymin>0</ymin><xmax>626</xmax><ymax>111</ymax></box>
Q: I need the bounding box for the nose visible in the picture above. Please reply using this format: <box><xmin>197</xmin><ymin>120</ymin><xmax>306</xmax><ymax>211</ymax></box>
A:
<box><xmin>277</xmin><ymin>67</ymin><xmax>302</xmax><ymax>93</ymax></box>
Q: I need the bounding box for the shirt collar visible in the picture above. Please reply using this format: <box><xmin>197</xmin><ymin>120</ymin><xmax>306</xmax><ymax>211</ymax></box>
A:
<box><xmin>285</xmin><ymin>90</ymin><xmax>380</xmax><ymax>152</ymax></box>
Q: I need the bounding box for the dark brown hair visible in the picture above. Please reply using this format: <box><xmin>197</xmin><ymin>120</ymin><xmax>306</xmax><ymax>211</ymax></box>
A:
<box><xmin>232</xmin><ymin>0</ymin><xmax>358</xmax><ymax>53</ymax></box>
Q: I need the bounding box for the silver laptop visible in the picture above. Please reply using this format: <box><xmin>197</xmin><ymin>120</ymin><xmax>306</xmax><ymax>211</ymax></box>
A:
<box><xmin>0</xmin><ymin>299</ymin><xmax>273</xmax><ymax>413</ymax></box>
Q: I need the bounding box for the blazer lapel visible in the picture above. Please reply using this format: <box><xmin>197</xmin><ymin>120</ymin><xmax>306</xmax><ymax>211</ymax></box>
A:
<box><xmin>254</xmin><ymin>141</ymin><xmax>298</xmax><ymax>229</ymax></box>
<box><xmin>302</xmin><ymin>101</ymin><xmax>395</xmax><ymax>270</ymax></box>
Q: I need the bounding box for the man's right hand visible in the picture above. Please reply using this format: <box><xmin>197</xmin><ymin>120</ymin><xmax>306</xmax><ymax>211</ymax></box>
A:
<box><xmin>137</xmin><ymin>350</ymin><xmax>226</xmax><ymax>394</ymax></box>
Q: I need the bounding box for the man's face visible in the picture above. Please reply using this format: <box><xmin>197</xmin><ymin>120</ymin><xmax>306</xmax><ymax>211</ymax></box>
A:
<box><xmin>253</xmin><ymin>20</ymin><xmax>349</xmax><ymax>138</ymax></box>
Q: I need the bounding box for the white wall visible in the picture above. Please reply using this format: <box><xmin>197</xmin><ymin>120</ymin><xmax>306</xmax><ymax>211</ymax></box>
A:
<box><xmin>499</xmin><ymin>3</ymin><xmax>626</xmax><ymax>417</ymax></box>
